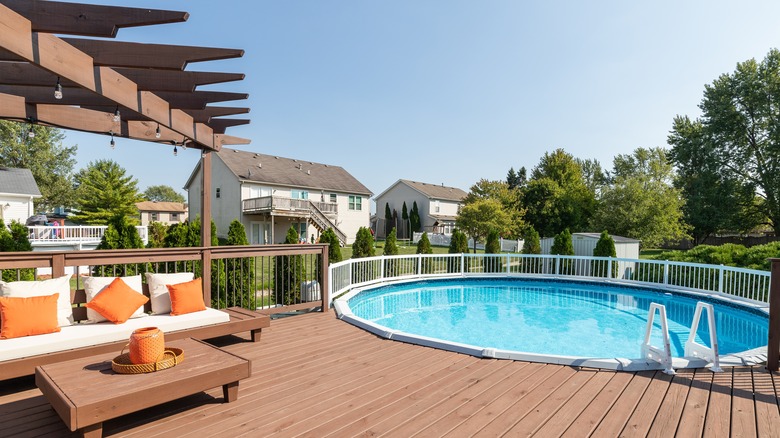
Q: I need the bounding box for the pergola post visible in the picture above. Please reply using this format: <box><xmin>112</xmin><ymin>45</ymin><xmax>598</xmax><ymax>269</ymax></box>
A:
<box><xmin>768</xmin><ymin>258</ymin><xmax>780</xmax><ymax>371</ymax></box>
<box><xmin>201</xmin><ymin>150</ymin><xmax>212</xmax><ymax>304</ymax></box>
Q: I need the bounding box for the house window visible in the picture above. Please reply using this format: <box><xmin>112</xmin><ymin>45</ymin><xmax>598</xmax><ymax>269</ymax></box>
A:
<box><xmin>329</xmin><ymin>193</ymin><xmax>337</xmax><ymax>203</ymax></box>
<box><xmin>171</xmin><ymin>213</ymin><xmax>179</xmax><ymax>221</ymax></box>
<box><xmin>434</xmin><ymin>200</ymin><xmax>440</xmax><ymax>213</ymax></box>
<box><xmin>151</xmin><ymin>212</ymin><xmax>158</xmax><ymax>221</ymax></box>
<box><xmin>291</xmin><ymin>189</ymin><xmax>308</xmax><ymax>200</ymax></box>
<box><xmin>348</xmin><ymin>195</ymin><xmax>362</xmax><ymax>211</ymax></box>
<box><xmin>216</xmin><ymin>188</ymin><xmax>221</xmax><ymax>198</ymax></box>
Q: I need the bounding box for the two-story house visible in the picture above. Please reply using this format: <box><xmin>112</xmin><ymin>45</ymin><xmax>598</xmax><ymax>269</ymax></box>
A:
<box><xmin>184</xmin><ymin>148</ymin><xmax>372</xmax><ymax>244</ymax></box>
<box><xmin>136</xmin><ymin>201</ymin><xmax>188</xmax><ymax>226</ymax></box>
<box><xmin>0</xmin><ymin>167</ymin><xmax>41</xmax><ymax>225</ymax></box>
<box><xmin>373</xmin><ymin>179</ymin><xmax>467</xmax><ymax>238</ymax></box>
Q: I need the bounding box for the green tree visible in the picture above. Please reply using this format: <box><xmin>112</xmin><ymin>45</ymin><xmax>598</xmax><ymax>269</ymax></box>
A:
<box><xmin>551</xmin><ymin>228</ymin><xmax>574</xmax><ymax>274</ymax></box>
<box><xmin>416</xmin><ymin>232</ymin><xmax>433</xmax><ymax>254</ymax></box>
<box><xmin>94</xmin><ymin>214</ymin><xmax>144</xmax><ymax>276</ymax></box>
<box><xmin>506</xmin><ymin>167</ymin><xmax>527</xmax><ymax>190</ymax></box>
<box><xmin>484</xmin><ymin>229</ymin><xmax>502</xmax><ymax>273</ymax></box>
<box><xmin>592</xmin><ymin>230</ymin><xmax>618</xmax><ymax>278</ymax></box>
<box><xmin>146</xmin><ymin>221</ymin><xmax>168</xmax><ymax>248</ymax></box>
<box><xmin>383</xmin><ymin>228</ymin><xmax>399</xmax><ymax>256</ymax></box>
<box><xmin>0</xmin><ymin>121</ymin><xmax>77</xmax><ymax>211</ymax></box>
<box><xmin>669</xmin><ymin>116</ymin><xmax>762</xmax><ymax>243</ymax></box>
<box><xmin>274</xmin><ymin>227</ymin><xmax>305</xmax><ymax>305</ymax></box>
<box><xmin>221</xmin><ymin>220</ymin><xmax>255</xmax><ymax>308</ymax></box>
<box><xmin>463</xmin><ymin>179</ymin><xmax>524</xmax><ymax>238</ymax></box>
<box><xmin>456</xmin><ymin>198</ymin><xmax>511</xmax><ymax>253</ymax></box>
<box><xmin>0</xmin><ymin>220</ymin><xmax>34</xmax><ymax>281</ymax></box>
<box><xmin>384</xmin><ymin>203</ymin><xmax>393</xmax><ymax>236</ymax></box>
<box><xmin>591</xmin><ymin>148</ymin><xmax>689</xmax><ymax>248</ymax></box>
<box><xmin>319</xmin><ymin>228</ymin><xmax>342</xmax><ymax>264</ymax></box>
<box><xmin>352</xmin><ymin>227</ymin><xmax>375</xmax><ymax>258</ymax></box>
<box><xmin>410</xmin><ymin>201</ymin><xmax>421</xmax><ymax>233</ymax></box>
<box><xmin>523</xmin><ymin>149</ymin><xmax>595</xmax><ymax>236</ymax></box>
<box><xmin>521</xmin><ymin>227</ymin><xmax>541</xmax><ymax>254</ymax></box>
<box><xmin>143</xmin><ymin>185</ymin><xmax>185</xmax><ymax>203</ymax></box>
<box><xmin>674</xmin><ymin>49</ymin><xmax>780</xmax><ymax>234</ymax></box>
<box><xmin>72</xmin><ymin>159</ymin><xmax>143</xmax><ymax>224</ymax></box>
<box><xmin>446</xmin><ymin>228</ymin><xmax>469</xmax><ymax>272</ymax></box>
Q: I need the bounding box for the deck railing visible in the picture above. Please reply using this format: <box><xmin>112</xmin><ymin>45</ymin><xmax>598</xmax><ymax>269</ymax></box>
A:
<box><xmin>27</xmin><ymin>225</ymin><xmax>149</xmax><ymax>246</ymax></box>
<box><xmin>329</xmin><ymin>253</ymin><xmax>772</xmax><ymax>305</ymax></box>
<box><xmin>0</xmin><ymin>244</ymin><xmax>329</xmax><ymax>315</ymax></box>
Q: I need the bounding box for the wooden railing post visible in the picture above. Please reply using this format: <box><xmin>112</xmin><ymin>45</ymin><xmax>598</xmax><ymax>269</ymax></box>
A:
<box><xmin>767</xmin><ymin>258</ymin><xmax>780</xmax><ymax>371</ymax></box>
<box><xmin>52</xmin><ymin>253</ymin><xmax>65</xmax><ymax>279</ymax></box>
<box><xmin>202</xmin><ymin>248</ymin><xmax>212</xmax><ymax>307</ymax></box>
<box><xmin>321</xmin><ymin>245</ymin><xmax>329</xmax><ymax>312</ymax></box>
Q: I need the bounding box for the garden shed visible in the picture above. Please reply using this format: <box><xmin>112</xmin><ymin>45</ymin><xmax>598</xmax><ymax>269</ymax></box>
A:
<box><xmin>540</xmin><ymin>232</ymin><xmax>640</xmax><ymax>259</ymax></box>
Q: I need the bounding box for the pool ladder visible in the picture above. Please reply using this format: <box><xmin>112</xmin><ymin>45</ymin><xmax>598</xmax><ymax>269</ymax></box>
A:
<box><xmin>641</xmin><ymin>301</ymin><xmax>721</xmax><ymax>375</ymax></box>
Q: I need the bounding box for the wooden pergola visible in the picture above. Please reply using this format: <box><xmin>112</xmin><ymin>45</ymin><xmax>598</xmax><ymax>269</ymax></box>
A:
<box><xmin>0</xmin><ymin>0</ymin><xmax>252</xmax><ymax>249</ymax></box>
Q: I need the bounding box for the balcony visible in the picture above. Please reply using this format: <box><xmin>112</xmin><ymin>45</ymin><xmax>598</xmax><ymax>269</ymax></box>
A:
<box><xmin>242</xmin><ymin>196</ymin><xmax>337</xmax><ymax>216</ymax></box>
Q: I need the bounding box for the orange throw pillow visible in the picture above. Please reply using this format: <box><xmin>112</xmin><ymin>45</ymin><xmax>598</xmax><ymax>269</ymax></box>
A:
<box><xmin>85</xmin><ymin>277</ymin><xmax>149</xmax><ymax>324</ymax></box>
<box><xmin>167</xmin><ymin>278</ymin><xmax>206</xmax><ymax>316</ymax></box>
<box><xmin>0</xmin><ymin>294</ymin><xmax>61</xmax><ymax>339</ymax></box>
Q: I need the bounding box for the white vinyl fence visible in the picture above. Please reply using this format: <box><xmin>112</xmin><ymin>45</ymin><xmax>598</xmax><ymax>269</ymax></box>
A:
<box><xmin>329</xmin><ymin>253</ymin><xmax>771</xmax><ymax>306</ymax></box>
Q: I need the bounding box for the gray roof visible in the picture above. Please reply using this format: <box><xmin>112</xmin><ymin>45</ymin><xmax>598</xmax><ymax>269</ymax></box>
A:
<box><xmin>396</xmin><ymin>179</ymin><xmax>467</xmax><ymax>202</ymax></box>
<box><xmin>0</xmin><ymin>167</ymin><xmax>41</xmax><ymax>197</ymax></box>
<box><xmin>217</xmin><ymin>148</ymin><xmax>372</xmax><ymax>195</ymax></box>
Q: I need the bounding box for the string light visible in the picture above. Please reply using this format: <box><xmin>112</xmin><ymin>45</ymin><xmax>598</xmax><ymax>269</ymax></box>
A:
<box><xmin>155</xmin><ymin>123</ymin><xmax>161</xmax><ymax>139</ymax></box>
<box><xmin>173</xmin><ymin>145</ymin><xmax>178</xmax><ymax>156</ymax></box>
<box><xmin>54</xmin><ymin>77</ymin><xmax>63</xmax><ymax>99</ymax></box>
<box><xmin>109</xmin><ymin>131</ymin><xmax>115</xmax><ymax>149</ymax></box>
<box><xmin>27</xmin><ymin>124</ymin><xmax>35</xmax><ymax>139</ymax></box>
<box><xmin>113</xmin><ymin>106</ymin><xmax>121</xmax><ymax>122</ymax></box>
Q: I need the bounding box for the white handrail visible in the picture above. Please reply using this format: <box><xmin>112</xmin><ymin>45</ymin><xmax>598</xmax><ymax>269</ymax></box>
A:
<box><xmin>685</xmin><ymin>302</ymin><xmax>722</xmax><ymax>372</ymax></box>
<box><xmin>329</xmin><ymin>253</ymin><xmax>772</xmax><ymax>306</ymax></box>
<box><xmin>641</xmin><ymin>303</ymin><xmax>676</xmax><ymax>375</ymax></box>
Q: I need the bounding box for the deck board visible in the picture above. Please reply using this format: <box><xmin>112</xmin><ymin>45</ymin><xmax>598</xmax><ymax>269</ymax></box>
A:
<box><xmin>0</xmin><ymin>311</ymin><xmax>778</xmax><ymax>438</ymax></box>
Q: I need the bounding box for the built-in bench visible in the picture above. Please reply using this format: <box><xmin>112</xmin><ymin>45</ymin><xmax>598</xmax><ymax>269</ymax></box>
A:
<box><xmin>0</xmin><ymin>286</ymin><xmax>270</xmax><ymax>381</ymax></box>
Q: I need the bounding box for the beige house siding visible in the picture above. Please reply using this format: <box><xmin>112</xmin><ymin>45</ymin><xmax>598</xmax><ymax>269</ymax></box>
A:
<box><xmin>374</xmin><ymin>180</ymin><xmax>465</xmax><ymax>235</ymax></box>
<box><xmin>0</xmin><ymin>195</ymin><xmax>36</xmax><ymax>225</ymax></box>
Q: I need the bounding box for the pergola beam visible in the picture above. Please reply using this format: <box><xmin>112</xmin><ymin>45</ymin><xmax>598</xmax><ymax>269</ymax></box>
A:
<box><xmin>0</xmin><ymin>4</ymin><xmax>219</xmax><ymax>149</ymax></box>
<box><xmin>2</xmin><ymin>0</ymin><xmax>188</xmax><ymax>38</ymax></box>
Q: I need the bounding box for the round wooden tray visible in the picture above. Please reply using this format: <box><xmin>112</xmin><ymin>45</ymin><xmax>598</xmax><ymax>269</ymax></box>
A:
<box><xmin>112</xmin><ymin>348</ymin><xmax>184</xmax><ymax>374</ymax></box>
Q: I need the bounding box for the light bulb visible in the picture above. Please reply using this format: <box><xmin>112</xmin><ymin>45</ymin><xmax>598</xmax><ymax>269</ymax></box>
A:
<box><xmin>110</xmin><ymin>132</ymin><xmax>115</xmax><ymax>149</ymax></box>
<box><xmin>54</xmin><ymin>77</ymin><xmax>63</xmax><ymax>100</ymax></box>
<box><xmin>155</xmin><ymin>124</ymin><xmax>161</xmax><ymax>139</ymax></box>
<box><xmin>27</xmin><ymin>127</ymin><xmax>35</xmax><ymax>139</ymax></box>
<box><xmin>173</xmin><ymin>145</ymin><xmax>178</xmax><ymax>156</ymax></box>
<box><xmin>113</xmin><ymin>106</ymin><xmax>120</xmax><ymax>122</ymax></box>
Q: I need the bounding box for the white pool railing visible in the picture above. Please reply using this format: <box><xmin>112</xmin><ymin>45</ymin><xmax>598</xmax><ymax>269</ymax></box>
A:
<box><xmin>329</xmin><ymin>253</ymin><xmax>772</xmax><ymax>306</ymax></box>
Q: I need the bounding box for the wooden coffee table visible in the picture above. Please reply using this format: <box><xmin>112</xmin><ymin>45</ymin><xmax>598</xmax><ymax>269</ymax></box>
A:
<box><xmin>35</xmin><ymin>338</ymin><xmax>250</xmax><ymax>438</ymax></box>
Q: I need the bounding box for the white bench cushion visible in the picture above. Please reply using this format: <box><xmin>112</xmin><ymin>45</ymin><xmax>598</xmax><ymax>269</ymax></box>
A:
<box><xmin>0</xmin><ymin>308</ymin><xmax>230</xmax><ymax>362</ymax></box>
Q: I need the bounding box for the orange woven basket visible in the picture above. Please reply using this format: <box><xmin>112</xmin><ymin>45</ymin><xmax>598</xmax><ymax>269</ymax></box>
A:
<box><xmin>128</xmin><ymin>327</ymin><xmax>165</xmax><ymax>364</ymax></box>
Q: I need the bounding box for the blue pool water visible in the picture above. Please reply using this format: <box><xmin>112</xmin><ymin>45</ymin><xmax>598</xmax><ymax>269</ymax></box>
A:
<box><xmin>347</xmin><ymin>279</ymin><xmax>768</xmax><ymax>359</ymax></box>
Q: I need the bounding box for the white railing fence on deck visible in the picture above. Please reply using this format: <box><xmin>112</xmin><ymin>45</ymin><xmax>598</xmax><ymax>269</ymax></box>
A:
<box><xmin>27</xmin><ymin>225</ymin><xmax>149</xmax><ymax>245</ymax></box>
<box><xmin>329</xmin><ymin>253</ymin><xmax>772</xmax><ymax>305</ymax></box>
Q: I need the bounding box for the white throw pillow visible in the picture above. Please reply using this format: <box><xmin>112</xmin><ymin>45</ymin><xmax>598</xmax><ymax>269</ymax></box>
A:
<box><xmin>83</xmin><ymin>275</ymin><xmax>146</xmax><ymax>323</ymax></box>
<box><xmin>0</xmin><ymin>275</ymin><xmax>73</xmax><ymax>326</ymax></box>
<box><xmin>145</xmin><ymin>272</ymin><xmax>195</xmax><ymax>314</ymax></box>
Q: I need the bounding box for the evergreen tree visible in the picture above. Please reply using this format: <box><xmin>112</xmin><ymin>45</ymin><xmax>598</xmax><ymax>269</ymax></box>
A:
<box><xmin>592</xmin><ymin>230</ymin><xmax>618</xmax><ymax>278</ymax></box>
<box><xmin>521</xmin><ymin>227</ymin><xmax>541</xmax><ymax>254</ymax></box>
<box><xmin>274</xmin><ymin>227</ymin><xmax>305</xmax><ymax>305</ymax></box>
<box><xmin>72</xmin><ymin>159</ymin><xmax>143</xmax><ymax>224</ymax></box>
<box><xmin>146</xmin><ymin>221</ymin><xmax>168</xmax><ymax>248</ymax></box>
<box><xmin>383</xmin><ymin>228</ymin><xmax>399</xmax><ymax>256</ymax></box>
<box><xmin>384</xmin><ymin>202</ymin><xmax>393</xmax><ymax>236</ymax></box>
<box><xmin>550</xmin><ymin>228</ymin><xmax>574</xmax><ymax>274</ymax></box>
<box><xmin>95</xmin><ymin>214</ymin><xmax>144</xmax><ymax>276</ymax></box>
<box><xmin>0</xmin><ymin>220</ymin><xmax>34</xmax><ymax>281</ymax></box>
<box><xmin>219</xmin><ymin>220</ymin><xmax>255</xmax><ymax>308</ymax></box>
<box><xmin>416</xmin><ymin>232</ymin><xmax>432</xmax><ymax>254</ymax></box>
<box><xmin>447</xmin><ymin>228</ymin><xmax>469</xmax><ymax>273</ymax></box>
<box><xmin>352</xmin><ymin>227</ymin><xmax>375</xmax><ymax>258</ymax></box>
<box><xmin>319</xmin><ymin>228</ymin><xmax>342</xmax><ymax>264</ymax></box>
<box><xmin>484</xmin><ymin>228</ymin><xmax>502</xmax><ymax>272</ymax></box>
<box><xmin>401</xmin><ymin>202</ymin><xmax>409</xmax><ymax>240</ymax></box>
<box><xmin>410</xmin><ymin>201</ymin><xmax>421</xmax><ymax>233</ymax></box>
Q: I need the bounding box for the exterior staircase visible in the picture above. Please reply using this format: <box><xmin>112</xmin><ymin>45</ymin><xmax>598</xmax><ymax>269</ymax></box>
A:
<box><xmin>308</xmin><ymin>201</ymin><xmax>347</xmax><ymax>245</ymax></box>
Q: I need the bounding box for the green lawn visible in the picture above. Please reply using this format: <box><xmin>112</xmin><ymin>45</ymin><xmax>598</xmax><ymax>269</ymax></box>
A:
<box><xmin>639</xmin><ymin>248</ymin><xmax>666</xmax><ymax>259</ymax></box>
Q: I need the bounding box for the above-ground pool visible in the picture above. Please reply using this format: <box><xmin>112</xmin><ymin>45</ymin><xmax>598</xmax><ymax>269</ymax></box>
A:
<box><xmin>337</xmin><ymin>278</ymin><xmax>769</xmax><ymax>370</ymax></box>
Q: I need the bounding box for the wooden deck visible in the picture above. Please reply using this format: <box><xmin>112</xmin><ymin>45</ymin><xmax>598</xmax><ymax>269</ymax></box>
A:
<box><xmin>1</xmin><ymin>311</ymin><xmax>779</xmax><ymax>437</ymax></box>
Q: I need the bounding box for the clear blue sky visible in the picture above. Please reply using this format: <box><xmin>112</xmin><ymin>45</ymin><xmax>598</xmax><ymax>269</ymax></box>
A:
<box><xmin>64</xmin><ymin>1</ymin><xmax>780</xmax><ymax>212</ymax></box>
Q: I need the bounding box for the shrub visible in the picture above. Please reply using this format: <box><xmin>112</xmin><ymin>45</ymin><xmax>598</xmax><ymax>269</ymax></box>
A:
<box><xmin>352</xmin><ymin>227</ymin><xmax>375</xmax><ymax>259</ymax></box>
<box><xmin>484</xmin><ymin>229</ymin><xmax>503</xmax><ymax>272</ymax></box>
<box><xmin>447</xmin><ymin>228</ymin><xmax>468</xmax><ymax>272</ymax></box>
<box><xmin>94</xmin><ymin>214</ymin><xmax>145</xmax><ymax>276</ymax></box>
<box><xmin>274</xmin><ymin>227</ymin><xmax>306</xmax><ymax>305</ymax></box>
<box><xmin>551</xmin><ymin>228</ymin><xmax>574</xmax><ymax>274</ymax></box>
<box><xmin>417</xmin><ymin>232</ymin><xmax>434</xmax><ymax>273</ymax></box>
<box><xmin>592</xmin><ymin>230</ymin><xmax>618</xmax><ymax>278</ymax></box>
<box><xmin>0</xmin><ymin>220</ymin><xmax>34</xmax><ymax>281</ymax></box>
<box><xmin>220</xmin><ymin>220</ymin><xmax>255</xmax><ymax>309</ymax></box>
<box><xmin>319</xmin><ymin>228</ymin><xmax>342</xmax><ymax>264</ymax></box>
<box><xmin>521</xmin><ymin>227</ymin><xmax>541</xmax><ymax>254</ymax></box>
<box><xmin>146</xmin><ymin>221</ymin><xmax>167</xmax><ymax>248</ymax></box>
